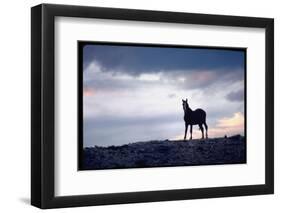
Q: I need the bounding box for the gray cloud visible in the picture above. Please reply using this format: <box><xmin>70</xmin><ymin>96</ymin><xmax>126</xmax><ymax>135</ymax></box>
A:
<box><xmin>83</xmin><ymin>62</ymin><xmax>245</xmax><ymax>147</ymax></box>
<box><xmin>83</xmin><ymin>114</ymin><xmax>182</xmax><ymax>147</ymax></box>
<box><xmin>168</xmin><ymin>93</ymin><xmax>177</xmax><ymax>99</ymax></box>
<box><xmin>226</xmin><ymin>89</ymin><xmax>244</xmax><ymax>102</ymax></box>
<box><xmin>84</xmin><ymin>61</ymin><xmax>244</xmax><ymax>93</ymax></box>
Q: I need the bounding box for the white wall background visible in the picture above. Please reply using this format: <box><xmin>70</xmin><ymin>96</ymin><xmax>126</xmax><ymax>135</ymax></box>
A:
<box><xmin>0</xmin><ymin>0</ymin><xmax>279</xmax><ymax>212</ymax></box>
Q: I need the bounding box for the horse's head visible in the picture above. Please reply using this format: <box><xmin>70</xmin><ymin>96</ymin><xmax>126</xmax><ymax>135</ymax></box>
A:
<box><xmin>182</xmin><ymin>98</ymin><xmax>188</xmax><ymax>111</ymax></box>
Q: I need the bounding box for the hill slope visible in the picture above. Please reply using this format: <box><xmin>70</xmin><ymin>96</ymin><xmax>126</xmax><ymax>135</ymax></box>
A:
<box><xmin>82</xmin><ymin>135</ymin><xmax>246</xmax><ymax>170</ymax></box>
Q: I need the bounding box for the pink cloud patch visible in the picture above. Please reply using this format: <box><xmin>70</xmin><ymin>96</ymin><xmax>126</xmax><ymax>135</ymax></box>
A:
<box><xmin>83</xmin><ymin>87</ymin><xmax>94</xmax><ymax>97</ymax></box>
<box><xmin>209</xmin><ymin>112</ymin><xmax>244</xmax><ymax>138</ymax></box>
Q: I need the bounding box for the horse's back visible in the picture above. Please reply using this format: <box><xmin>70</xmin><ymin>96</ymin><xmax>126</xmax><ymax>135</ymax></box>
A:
<box><xmin>184</xmin><ymin>108</ymin><xmax>207</xmax><ymax>125</ymax></box>
<box><xmin>195</xmin><ymin>108</ymin><xmax>206</xmax><ymax>117</ymax></box>
<box><xmin>194</xmin><ymin>108</ymin><xmax>206</xmax><ymax>123</ymax></box>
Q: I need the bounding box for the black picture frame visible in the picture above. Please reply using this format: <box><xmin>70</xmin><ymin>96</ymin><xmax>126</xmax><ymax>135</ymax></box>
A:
<box><xmin>31</xmin><ymin>3</ymin><xmax>274</xmax><ymax>209</ymax></box>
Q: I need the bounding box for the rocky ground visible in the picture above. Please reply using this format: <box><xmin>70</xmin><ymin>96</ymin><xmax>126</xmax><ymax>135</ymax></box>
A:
<box><xmin>82</xmin><ymin>135</ymin><xmax>246</xmax><ymax>170</ymax></box>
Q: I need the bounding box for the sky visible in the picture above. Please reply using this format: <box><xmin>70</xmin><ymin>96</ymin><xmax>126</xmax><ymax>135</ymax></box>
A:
<box><xmin>82</xmin><ymin>43</ymin><xmax>245</xmax><ymax>147</ymax></box>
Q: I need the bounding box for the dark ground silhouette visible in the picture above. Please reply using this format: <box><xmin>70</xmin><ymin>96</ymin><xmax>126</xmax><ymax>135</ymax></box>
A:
<box><xmin>81</xmin><ymin>134</ymin><xmax>246</xmax><ymax>170</ymax></box>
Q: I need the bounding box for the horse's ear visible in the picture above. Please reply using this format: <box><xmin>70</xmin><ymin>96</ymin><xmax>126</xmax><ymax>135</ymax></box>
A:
<box><xmin>186</xmin><ymin>98</ymin><xmax>188</xmax><ymax>102</ymax></box>
<box><xmin>182</xmin><ymin>99</ymin><xmax>184</xmax><ymax>102</ymax></box>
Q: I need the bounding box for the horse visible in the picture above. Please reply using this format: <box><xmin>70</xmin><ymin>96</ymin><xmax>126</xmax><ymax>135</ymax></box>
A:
<box><xmin>182</xmin><ymin>99</ymin><xmax>208</xmax><ymax>140</ymax></box>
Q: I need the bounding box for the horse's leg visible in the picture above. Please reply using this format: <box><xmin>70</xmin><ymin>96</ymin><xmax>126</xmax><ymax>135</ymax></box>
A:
<box><xmin>203</xmin><ymin>122</ymin><xmax>208</xmax><ymax>139</ymax></box>
<box><xmin>199</xmin><ymin>124</ymin><xmax>204</xmax><ymax>139</ymax></box>
<box><xmin>184</xmin><ymin>123</ymin><xmax>188</xmax><ymax>141</ymax></box>
<box><xmin>189</xmin><ymin>125</ymin><xmax>193</xmax><ymax>140</ymax></box>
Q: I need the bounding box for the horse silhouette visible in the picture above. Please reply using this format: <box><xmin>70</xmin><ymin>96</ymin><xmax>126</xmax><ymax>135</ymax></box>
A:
<box><xmin>182</xmin><ymin>99</ymin><xmax>208</xmax><ymax>140</ymax></box>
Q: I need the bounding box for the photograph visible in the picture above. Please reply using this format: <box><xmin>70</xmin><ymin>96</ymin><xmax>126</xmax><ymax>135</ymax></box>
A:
<box><xmin>79</xmin><ymin>42</ymin><xmax>246</xmax><ymax>170</ymax></box>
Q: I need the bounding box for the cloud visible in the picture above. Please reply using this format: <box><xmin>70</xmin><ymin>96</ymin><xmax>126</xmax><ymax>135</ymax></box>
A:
<box><xmin>83</xmin><ymin>87</ymin><xmax>94</xmax><ymax>97</ymax></box>
<box><xmin>83</xmin><ymin>61</ymin><xmax>245</xmax><ymax>146</ymax></box>
<box><xmin>84</xmin><ymin>60</ymin><xmax>244</xmax><ymax>94</ymax></box>
<box><xmin>217</xmin><ymin>112</ymin><xmax>244</xmax><ymax>128</ymax></box>
<box><xmin>226</xmin><ymin>89</ymin><xmax>244</xmax><ymax>102</ymax></box>
<box><xmin>211</xmin><ymin>112</ymin><xmax>244</xmax><ymax>137</ymax></box>
<box><xmin>83</xmin><ymin>115</ymin><xmax>182</xmax><ymax>147</ymax></box>
<box><xmin>168</xmin><ymin>93</ymin><xmax>177</xmax><ymax>99</ymax></box>
<box><xmin>82</xmin><ymin>45</ymin><xmax>245</xmax><ymax>147</ymax></box>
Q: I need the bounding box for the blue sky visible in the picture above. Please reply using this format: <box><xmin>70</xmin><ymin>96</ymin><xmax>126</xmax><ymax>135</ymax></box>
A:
<box><xmin>83</xmin><ymin>43</ymin><xmax>245</xmax><ymax>147</ymax></box>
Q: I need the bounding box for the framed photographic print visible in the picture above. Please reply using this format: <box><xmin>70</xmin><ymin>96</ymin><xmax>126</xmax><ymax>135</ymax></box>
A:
<box><xmin>31</xmin><ymin>4</ymin><xmax>274</xmax><ymax>209</ymax></box>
